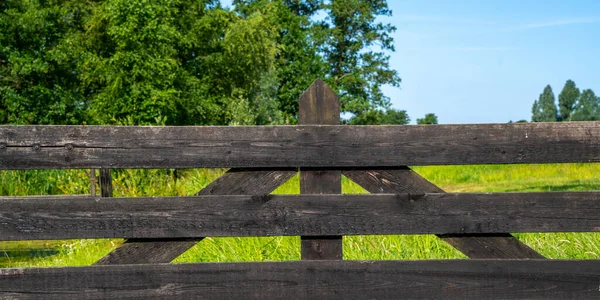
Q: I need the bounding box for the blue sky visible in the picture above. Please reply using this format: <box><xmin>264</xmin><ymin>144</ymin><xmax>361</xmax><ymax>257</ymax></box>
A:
<box><xmin>221</xmin><ymin>0</ymin><xmax>600</xmax><ymax>124</ymax></box>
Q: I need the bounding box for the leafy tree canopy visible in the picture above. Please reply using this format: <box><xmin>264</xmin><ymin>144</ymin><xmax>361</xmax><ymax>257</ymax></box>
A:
<box><xmin>347</xmin><ymin>108</ymin><xmax>409</xmax><ymax>125</ymax></box>
<box><xmin>531</xmin><ymin>85</ymin><xmax>557</xmax><ymax>122</ymax></box>
<box><xmin>558</xmin><ymin>79</ymin><xmax>580</xmax><ymax>122</ymax></box>
<box><xmin>1</xmin><ymin>0</ymin><xmax>404</xmax><ymax>125</ymax></box>
<box><xmin>572</xmin><ymin>89</ymin><xmax>599</xmax><ymax>121</ymax></box>
<box><xmin>416</xmin><ymin>113</ymin><xmax>438</xmax><ymax>125</ymax></box>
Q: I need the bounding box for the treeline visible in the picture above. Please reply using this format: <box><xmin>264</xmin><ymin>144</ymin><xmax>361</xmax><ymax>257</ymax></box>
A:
<box><xmin>1</xmin><ymin>0</ymin><xmax>438</xmax><ymax>126</ymax></box>
<box><xmin>531</xmin><ymin>80</ymin><xmax>599</xmax><ymax>122</ymax></box>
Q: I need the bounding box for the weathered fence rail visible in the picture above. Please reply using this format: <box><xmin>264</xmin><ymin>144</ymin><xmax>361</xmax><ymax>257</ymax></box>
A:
<box><xmin>1</xmin><ymin>122</ymin><xmax>599</xmax><ymax>169</ymax></box>
<box><xmin>1</xmin><ymin>260</ymin><xmax>599</xmax><ymax>299</ymax></box>
<box><xmin>2</xmin><ymin>192</ymin><xmax>600</xmax><ymax>241</ymax></box>
<box><xmin>0</xmin><ymin>79</ymin><xmax>599</xmax><ymax>299</ymax></box>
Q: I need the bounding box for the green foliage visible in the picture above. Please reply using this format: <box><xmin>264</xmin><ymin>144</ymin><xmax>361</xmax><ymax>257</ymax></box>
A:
<box><xmin>531</xmin><ymin>85</ymin><xmax>557</xmax><ymax>122</ymax></box>
<box><xmin>0</xmin><ymin>0</ymin><xmax>90</xmax><ymax>124</ymax></box>
<box><xmin>416</xmin><ymin>113</ymin><xmax>438</xmax><ymax>124</ymax></box>
<box><xmin>347</xmin><ymin>108</ymin><xmax>409</xmax><ymax>125</ymax></box>
<box><xmin>532</xmin><ymin>81</ymin><xmax>599</xmax><ymax>122</ymax></box>
<box><xmin>571</xmin><ymin>89</ymin><xmax>600</xmax><ymax>121</ymax></box>
<box><xmin>81</xmin><ymin>0</ymin><xmax>279</xmax><ymax>125</ymax></box>
<box><xmin>234</xmin><ymin>0</ymin><xmax>327</xmax><ymax>123</ymax></box>
<box><xmin>1</xmin><ymin>0</ymin><xmax>406</xmax><ymax>125</ymax></box>
<box><xmin>322</xmin><ymin>0</ymin><xmax>400</xmax><ymax>115</ymax></box>
<box><xmin>0</xmin><ymin>169</ymin><xmax>89</xmax><ymax>196</ymax></box>
<box><xmin>234</xmin><ymin>0</ymin><xmax>401</xmax><ymax>121</ymax></box>
<box><xmin>1</xmin><ymin>0</ymin><xmax>281</xmax><ymax>126</ymax></box>
<box><xmin>558</xmin><ymin>79</ymin><xmax>580</xmax><ymax>121</ymax></box>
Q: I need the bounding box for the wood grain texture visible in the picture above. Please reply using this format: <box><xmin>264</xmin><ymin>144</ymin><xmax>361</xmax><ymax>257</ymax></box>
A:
<box><xmin>299</xmin><ymin>79</ymin><xmax>343</xmax><ymax>260</ymax></box>
<box><xmin>95</xmin><ymin>239</ymin><xmax>201</xmax><ymax>265</ymax></box>
<box><xmin>2</xmin><ymin>192</ymin><xmax>600</xmax><ymax>241</ymax></box>
<box><xmin>2</xmin><ymin>122</ymin><xmax>599</xmax><ymax>169</ymax></box>
<box><xmin>99</xmin><ymin>168</ymin><xmax>113</xmax><ymax>198</ymax></box>
<box><xmin>1</xmin><ymin>260</ymin><xmax>598</xmax><ymax>299</ymax></box>
<box><xmin>89</xmin><ymin>168</ymin><xmax>96</xmax><ymax>196</ymax></box>
<box><xmin>95</xmin><ymin>168</ymin><xmax>297</xmax><ymax>265</ymax></box>
<box><xmin>298</xmin><ymin>79</ymin><xmax>340</xmax><ymax>125</ymax></box>
<box><xmin>194</xmin><ymin>168</ymin><xmax>297</xmax><ymax>196</ymax></box>
<box><xmin>343</xmin><ymin>168</ymin><xmax>544</xmax><ymax>259</ymax></box>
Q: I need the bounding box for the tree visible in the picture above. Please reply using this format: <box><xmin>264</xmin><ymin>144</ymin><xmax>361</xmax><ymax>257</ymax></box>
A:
<box><xmin>1</xmin><ymin>0</ymin><xmax>281</xmax><ymax>126</ymax></box>
<box><xmin>558</xmin><ymin>79</ymin><xmax>580</xmax><ymax>121</ymax></box>
<box><xmin>1</xmin><ymin>0</ymin><xmax>406</xmax><ymax>126</ymax></box>
<box><xmin>80</xmin><ymin>0</ymin><xmax>279</xmax><ymax>125</ymax></box>
<box><xmin>0</xmin><ymin>0</ymin><xmax>90</xmax><ymax>125</ymax></box>
<box><xmin>348</xmin><ymin>108</ymin><xmax>409</xmax><ymax>125</ymax></box>
<box><xmin>234</xmin><ymin>0</ymin><xmax>326</xmax><ymax>123</ymax></box>
<box><xmin>382</xmin><ymin>108</ymin><xmax>410</xmax><ymax>125</ymax></box>
<box><xmin>416</xmin><ymin>113</ymin><xmax>438</xmax><ymax>124</ymax></box>
<box><xmin>531</xmin><ymin>85</ymin><xmax>557</xmax><ymax>122</ymax></box>
<box><xmin>322</xmin><ymin>0</ymin><xmax>400</xmax><ymax>115</ymax></box>
<box><xmin>571</xmin><ymin>89</ymin><xmax>599</xmax><ymax>121</ymax></box>
<box><xmin>233</xmin><ymin>0</ymin><xmax>401</xmax><ymax>121</ymax></box>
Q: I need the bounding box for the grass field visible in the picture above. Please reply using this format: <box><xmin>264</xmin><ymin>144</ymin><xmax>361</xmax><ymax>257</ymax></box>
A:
<box><xmin>1</xmin><ymin>163</ymin><xmax>600</xmax><ymax>268</ymax></box>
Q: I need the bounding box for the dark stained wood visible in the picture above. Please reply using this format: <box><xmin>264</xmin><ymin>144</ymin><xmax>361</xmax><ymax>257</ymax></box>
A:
<box><xmin>298</xmin><ymin>79</ymin><xmax>341</xmax><ymax>125</ymax></box>
<box><xmin>99</xmin><ymin>168</ymin><xmax>113</xmax><ymax>198</ymax></box>
<box><xmin>2</xmin><ymin>192</ymin><xmax>600</xmax><ymax>241</ymax></box>
<box><xmin>343</xmin><ymin>167</ymin><xmax>445</xmax><ymax>194</ymax></box>
<box><xmin>95</xmin><ymin>239</ymin><xmax>201</xmax><ymax>265</ymax></box>
<box><xmin>439</xmin><ymin>233</ymin><xmax>545</xmax><ymax>259</ymax></box>
<box><xmin>1</xmin><ymin>260</ymin><xmax>598</xmax><ymax>299</ymax></box>
<box><xmin>195</xmin><ymin>168</ymin><xmax>297</xmax><ymax>196</ymax></box>
<box><xmin>301</xmin><ymin>235</ymin><xmax>343</xmax><ymax>260</ymax></box>
<box><xmin>2</xmin><ymin>122</ymin><xmax>599</xmax><ymax>170</ymax></box>
<box><xmin>299</xmin><ymin>79</ymin><xmax>343</xmax><ymax>260</ymax></box>
<box><xmin>343</xmin><ymin>168</ymin><xmax>544</xmax><ymax>259</ymax></box>
<box><xmin>95</xmin><ymin>168</ymin><xmax>297</xmax><ymax>265</ymax></box>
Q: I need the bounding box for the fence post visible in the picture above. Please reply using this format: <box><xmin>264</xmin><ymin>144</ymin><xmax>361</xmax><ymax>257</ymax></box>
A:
<box><xmin>89</xmin><ymin>168</ymin><xmax>96</xmax><ymax>196</ymax></box>
<box><xmin>298</xmin><ymin>79</ymin><xmax>343</xmax><ymax>260</ymax></box>
<box><xmin>99</xmin><ymin>169</ymin><xmax>113</xmax><ymax>198</ymax></box>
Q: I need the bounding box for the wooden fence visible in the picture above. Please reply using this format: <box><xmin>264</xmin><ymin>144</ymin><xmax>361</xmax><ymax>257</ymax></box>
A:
<box><xmin>1</xmin><ymin>79</ymin><xmax>599</xmax><ymax>299</ymax></box>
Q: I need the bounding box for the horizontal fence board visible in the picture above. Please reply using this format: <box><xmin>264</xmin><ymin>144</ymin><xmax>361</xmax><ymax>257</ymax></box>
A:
<box><xmin>1</xmin><ymin>192</ymin><xmax>600</xmax><ymax>240</ymax></box>
<box><xmin>1</xmin><ymin>122</ymin><xmax>599</xmax><ymax>169</ymax></box>
<box><xmin>0</xmin><ymin>260</ymin><xmax>598</xmax><ymax>299</ymax></box>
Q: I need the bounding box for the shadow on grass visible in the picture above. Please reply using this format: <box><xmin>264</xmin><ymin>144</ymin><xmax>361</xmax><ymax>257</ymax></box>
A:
<box><xmin>506</xmin><ymin>183</ymin><xmax>600</xmax><ymax>193</ymax></box>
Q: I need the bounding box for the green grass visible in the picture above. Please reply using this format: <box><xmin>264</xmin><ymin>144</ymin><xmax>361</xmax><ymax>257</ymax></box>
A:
<box><xmin>1</xmin><ymin>163</ymin><xmax>600</xmax><ymax>267</ymax></box>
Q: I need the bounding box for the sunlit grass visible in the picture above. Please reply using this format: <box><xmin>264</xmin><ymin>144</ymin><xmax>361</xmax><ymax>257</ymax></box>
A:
<box><xmin>2</xmin><ymin>163</ymin><xmax>600</xmax><ymax>267</ymax></box>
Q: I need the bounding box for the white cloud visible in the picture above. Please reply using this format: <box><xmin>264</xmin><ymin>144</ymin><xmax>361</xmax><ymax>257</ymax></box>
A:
<box><xmin>395</xmin><ymin>14</ymin><xmax>497</xmax><ymax>25</ymax></box>
<box><xmin>395</xmin><ymin>14</ymin><xmax>600</xmax><ymax>32</ymax></box>
<box><xmin>503</xmin><ymin>17</ymin><xmax>600</xmax><ymax>31</ymax></box>
<box><xmin>402</xmin><ymin>46</ymin><xmax>519</xmax><ymax>52</ymax></box>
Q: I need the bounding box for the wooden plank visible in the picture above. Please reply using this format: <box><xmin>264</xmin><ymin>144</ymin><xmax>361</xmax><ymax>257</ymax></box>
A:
<box><xmin>99</xmin><ymin>168</ymin><xmax>112</xmax><ymax>198</ymax></box>
<box><xmin>95</xmin><ymin>168</ymin><xmax>297</xmax><ymax>265</ymax></box>
<box><xmin>95</xmin><ymin>238</ymin><xmax>202</xmax><ymax>265</ymax></box>
<box><xmin>89</xmin><ymin>168</ymin><xmax>96</xmax><ymax>196</ymax></box>
<box><xmin>2</xmin><ymin>192</ymin><xmax>600</xmax><ymax>241</ymax></box>
<box><xmin>343</xmin><ymin>168</ymin><xmax>544</xmax><ymax>259</ymax></box>
<box><xmin>1</xmin><ymin>122</ymin><xmax>599</xmax><ymax>170</ymax></box>
<box><xmin>0</xmin><ymin>260</ymin><xmax>598</xmax><ymax>299</ymax></box>
<box><xmin>194</xmin><ymin>168</ymin><xmax>297</xmax><ymax>196</ymax></box>
<box><xmin>299</xmin><ymin>79</ymin><xmax>342</xmax><ymax>260</ymax></box>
